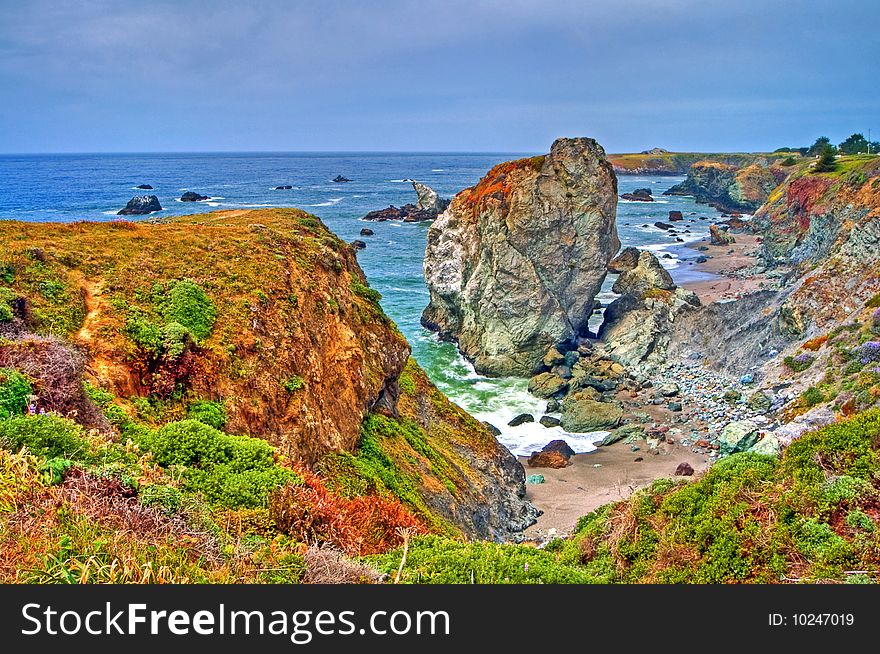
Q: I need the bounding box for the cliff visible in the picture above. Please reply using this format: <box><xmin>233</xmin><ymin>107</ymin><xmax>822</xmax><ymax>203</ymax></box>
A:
<box><xmin>0</xmin><ymin>208</ymin><xmax>534</xmax><ymax>546</ymax></box>
<box><xmin>663</xmin><ymin>160</ymin><xmax>783</xmax><ymax>213</ymax></box>
<box><xmin>421</xmin><ymin>137</ymin><xmax>619</xmax><ymax>376</ymax></box>
<box><xmin>608</xmin><ymin>151</ymin><xmax>796</xmax><ymax>176</ymax></box>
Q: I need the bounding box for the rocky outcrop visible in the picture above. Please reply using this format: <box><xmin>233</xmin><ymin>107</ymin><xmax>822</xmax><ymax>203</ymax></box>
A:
<box><xmin>599</xmin><ymin>251</ymin><xmax>700</xmax><ymax>368</ymax></box>
<box><xmin>413</xmin><ymin>181</ymin><xmax>450</xmax><ymax>213</ymax></box>
<box><xmin>620</xmin><ymin>188</ymin><xmax>653</xmax><ymax>202</ymax></box>
<box><xmin>663</xmin><ymin>161</ymin><xmax>779</xmax><ymax>213</ymax></box>
<box><xmin>422</xmin><ymin>137</ymin><xmax>619</xmax><ymax>376</ymax></box>
<box><xmin>362</xmin><ymin>181</ymin><xmax>448</xmax><ymax>223</ymax></box>
<box><xmin>180</xmin><ymin>191</ymin><xmax>209</xmax><ymax>202</ymax></box>
<box><xmin>117</xmin><ymin>195</ymin><xmax>162</xmax><ymax>215</ymax></box>
<box><xmin>709</xmin><ymin>224</ymin><xmax>735</xmax><ymax>245</ymax></box>
<box><xmin>608</xmin><ymin>246</ymin><xmax>641</xmax><ymax>273</ymax></box>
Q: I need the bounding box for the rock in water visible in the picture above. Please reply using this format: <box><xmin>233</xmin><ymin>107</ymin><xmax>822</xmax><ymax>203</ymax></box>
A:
<box><xmin>413</xmin><ymin>181</ymin><xmax>450</xmax><ymax>214</ymax></box>
<box><xmin>620</xmin><ymin>188</ymin><xmax>653</xmax><ymax>202</ymax></box>
<box><xmin>421</xmin><ymin>137</ymin><xmax>619</xmax><ymax>376</ymax></box>
<box><xmin>668</xmin><ymin>210</ymin><xmax>684</xmax><ymax>221</ymax></box>
<box><xmin>528</xmin><ymin>372</ymin><xmax>568</xmax><ymax>398</ymax></box>
<box><xmin>117</xmin><ymin>195</ymin><xmax>162</xmax><ymax>215</ymax></box>
<box><xmin>180</xmin><ymin>191</ymin><xmax>209</xmax><ymax>202</ymax></box>
<box><xmin>508</xmin><ymin>413</ymin><xmax>535</xmax><ymax>427</ymax></box>
<box><xmin>710</xmin><ymin>224</ymin><xmax>736</xmax><ymax>245</ymax></box>
<box><xmin>333</xmin><ymin>175</ymin><xmax>350</xmax><ymax>183</ymax></box>
<box><xmin>350</xmin><ymin>240</ymin><xmax>366</xmax><ymax>250</ymax></box>
<box><xmin>539</xmin><ymin>415</ymin><xmax>562</xmax><ymax>428</ymax></box>
<box><xmin>136</xmin><ymin>184</ymin><xmax>153</xmax><ymax>190</ymax></box>
<box><xmin>359</xmin><ymin>227</ymin><xmax>374</xmax><ymax>236</ymax></box>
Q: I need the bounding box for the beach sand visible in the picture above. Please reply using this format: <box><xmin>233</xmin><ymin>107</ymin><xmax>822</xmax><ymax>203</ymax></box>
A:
<box><xmin>679</xmin><ymin>233</ymin><xmax>768</xmax><ymax>303</ymax></box>
<box><xmin>519</xmin><ymin>438</ymin><xmax>710</xmax><ymax>539</ymax></box>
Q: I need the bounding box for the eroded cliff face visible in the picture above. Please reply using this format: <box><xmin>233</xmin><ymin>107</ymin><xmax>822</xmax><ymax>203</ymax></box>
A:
<box><xmin>0</xmin><ymin>208</ymin><xmax>538</xmax><ymax>540</ymax></box>
<box><xmin>664</xmin><ymin>161</ymin><xmax>782</xmax><ymax>213</ymax></box>
<box><xmin>421</xmin><ymin>137</ymin><xmax>619</xmax><ymax>377</ymax></box>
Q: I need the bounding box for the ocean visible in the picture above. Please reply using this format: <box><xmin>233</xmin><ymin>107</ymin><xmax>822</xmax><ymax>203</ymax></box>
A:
<box><xmin>0</xmin><ymin>152</ymin><xmax>722</xmax><ymax>455</ymax></box>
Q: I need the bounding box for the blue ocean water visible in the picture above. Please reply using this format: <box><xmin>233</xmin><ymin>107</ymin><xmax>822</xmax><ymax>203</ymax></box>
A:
<box><xmin>0</xmin><ymin>152</ymin><xmax>721</xmax><ymax>455</ymax></box>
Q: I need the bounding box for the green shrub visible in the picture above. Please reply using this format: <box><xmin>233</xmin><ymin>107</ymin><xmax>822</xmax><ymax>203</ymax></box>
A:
<box><xmin>846</xmin><ymin>509</ymin><xmax>875</xmax><ymax>532</ymax></box>
<box><xmin>154</xmin><ymin>279</ymin><xmax>216</xmax><ymax>341</ymax></box>
<box><xmin>350</xmin><ymin>278</ymin><xmax>381</xmax><ymax>303</ymax></box>
<box><xmin>0</xmin><ymin>415</ymin><xmax>91</xmax><ymax>460</ymax></box>
<box><xmin>780</xmin><ymin>156</ymin><xmax>798</xmax><ymax>166</ymax></box>
<box><xmin>784</xmin><ymin>354</ymin><xmax>815</xmax><ymax>373</ymax></box>
<box><xmin>38</xmin><ymin>457</ymin><xmax>74</xmax><ymax>485</ymax></box>
<box><xmin>282</xmin><ymin>376</ymin><xmax>305</xmax><ymax>393</ymax></box>
<box><xmin>801</xmin><ymin>386</ymin><xmax>825</xmax><ymax>407</ymax></box>
<box><xmin>0</xmin><ymin>368</ymin><xmax>32</xmax><ymax>418</ymax></box>
<box><xmin>139</xmin><ymin>484</ymin><xmax>183</xmax><ymax>514</ymax></box>
<box><xmin>0</xmin><ymin>287</ymin><xmax>16</xmax><ymax>322</ymax></box>
<box><xmin>187</xmin><ymin>400</ymin><xmax>228</xmax><ymax>430</ymax></box>
<box><xmin>368</xmin><ymin>535</ymin><xmax>600</xmax><ymax>584</ymax></box>
<box><xmin>137</xmin><ymin>420</ymin><xmax>296</xmax><ymax>508</ymax></box>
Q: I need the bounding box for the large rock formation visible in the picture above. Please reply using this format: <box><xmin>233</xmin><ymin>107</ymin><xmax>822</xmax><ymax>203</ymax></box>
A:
<box><xmin>599</xmin><ymin>251</ymin><xmax>700</xmax><ymax>368</ymax></box>
<box><xmin>362</xmin><ymin>181</ymin><xmax>448</xmax><ymax>222</ymax></box>
<box><xmin>663</xmin><ymin>161</ymin><xmax>781</xmax><ymax>213</ymax></box>
<box><xmin>422</xmin><ymin>137</ymin><xmax>619</xmax><ymax>376</ymax></box>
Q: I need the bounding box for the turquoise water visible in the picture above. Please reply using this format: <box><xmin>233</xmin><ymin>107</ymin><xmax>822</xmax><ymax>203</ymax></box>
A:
<box><xmin>0</xmin><ymin>153</ymin><xmax>721</xmax><ymax>454</ymax></box>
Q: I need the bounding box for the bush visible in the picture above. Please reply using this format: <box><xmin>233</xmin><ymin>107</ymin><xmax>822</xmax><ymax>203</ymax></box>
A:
<box><xmin>350</xmin><ymin>278</ymin><xmax>381</xmax><ymax>303</ymax></box>
<box><xmin>0</xmin><ymin>368</ymin><xmax>32</xmax><ymax>418</ymax></box>
<box><xmin>784</xmin><ymin>353</ymin><xmax>815</xmax><ymax>373</ymax></box>
<box><xmin>139</xmin><ymin>483</ymin><xmax>183</xmax><ymax>515</ymax></box>
<box><xmin>154</xmin><ymin>279</ymin><xmax>216</xmax><ymax>341</ymax></box>
<box><xmin>780</xmin><ymin>156</ymin><xmax>797</xmax><ymax>166</ymax></box>
<box><xmin>137</xmin><ymin>420</ymin><xmax>297</xmax><ymax>508</ymax></box>
<box><xmin>801</xmin><ymin>386</ymin><xmax>825</xmax><ymax>407</ymax></box>
<box><xmin>0</xmin><ymin>415</ymin><xmax>91</xmax><ymax>460</ymax></box>
<box><xmin>282</xmin><ymin>376</ymin><xmax>305</xmax><ymax>393</ymax></box>
<box><xmin>0</xmin><ymin>287</ymin><xmax>16</xmax><ymax>322</ymax></box>
<box><xmin>187</xmin><ymin>400</ymin><xmax>228</xmax><ymax>430</ymax></box>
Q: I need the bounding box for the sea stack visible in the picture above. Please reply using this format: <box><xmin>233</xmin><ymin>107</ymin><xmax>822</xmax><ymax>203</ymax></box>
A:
<box><xmin>117</xmin><ymin>195</ymin><xmax>162</xmax><ymax>215</ymax></box>
<box><xmin>421</xmin><ymin>137</ymin><xmax>619</xmax><ymax>376</ymax></box>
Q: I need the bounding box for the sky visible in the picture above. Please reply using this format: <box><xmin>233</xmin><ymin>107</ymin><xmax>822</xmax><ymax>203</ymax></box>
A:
<box><xmin>0</xmin><ymin>0</ymin><xmax>877</xmax><ymax>153</ymax></box>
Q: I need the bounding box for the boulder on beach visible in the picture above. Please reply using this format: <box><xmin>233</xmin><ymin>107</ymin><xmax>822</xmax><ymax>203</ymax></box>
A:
<box><xmin>541</xmin><ymin>439</ymin><xmax>575</xmax><ymax>457</ymax></box>
<box><xmin>561</xmin><ymin>392</ymin><xmax>623</xmax><ymax>432</ymax></box>
<box><xmin>180</xmin><ymin>191</ymin><xmax>209</xmax><ymax>202</ymax></box>
<box><xmin>612</xmin><ymin>250</ymin><xmax>676</xmax><ymax>298</ymax></box>
<box><xmin>333</xmin><ymin>175</ymin><xmax>351</xmax><ymax>183</ymax></box>
<box><xmin>527</xmin><ymin>450</ymin><xmax>571</xmax><ymax>469</ymax></box>
<box><xmin>117</xmin><ymin>195</ymin><xmax>162</xmax><ymax>216</ymax></box>
<box><xmin>710</xmin><ymin>223</ymin><xmax>736</xmax><ymax>246</ymax></box>
<box><xmin>719</xmin><ymin>420</ymin><xmax>760</xmax><ymax>455</ymax></box>
<box><xmin>674</xmin><ymin>462</ymin><xmax>694</xmax><ymax>476</ymax></box>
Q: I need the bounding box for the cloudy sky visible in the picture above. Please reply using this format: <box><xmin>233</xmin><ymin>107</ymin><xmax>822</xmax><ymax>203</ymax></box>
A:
<box><xmin>1</xmin><ymin>0</ymin><xmax>877</xmax><ymax>153</ymax></box>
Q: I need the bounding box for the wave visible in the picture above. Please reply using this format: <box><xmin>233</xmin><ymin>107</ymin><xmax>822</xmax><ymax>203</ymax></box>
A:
<box><xmin>306</xmin><ymin>198</ymin><xmax>343</xmax><ymax>207</ymax></box>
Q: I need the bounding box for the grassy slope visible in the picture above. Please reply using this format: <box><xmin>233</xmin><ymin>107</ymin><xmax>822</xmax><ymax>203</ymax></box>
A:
<box><xmin>608</xmin><ymin>151</ymin><xmax>797</xmax><ymax>174</ymax></box>
<box><xmin>373</xmin><ymin>409</ymin><xmax>880</xmax><ymax>584</ymax></box>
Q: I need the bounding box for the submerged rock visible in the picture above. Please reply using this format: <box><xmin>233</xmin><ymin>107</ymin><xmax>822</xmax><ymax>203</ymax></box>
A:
<box><xmin>136</xmin><ymin>184</ymin><xmax>153</xmax><ymax>190</ymax></box>
<box><xmin>117</xmin><ymin>195</ymin><xmax>162</xmax><ymax>215</ymax></box>
<box><xmin>422</xmin><ymin>137</ymin><xmax>619</xmax><ymax>376</ymax></box>
<box><xmin>333</xmin><ymin>175</ymin><xmax>351</xmax><ymax>183</ymax></box>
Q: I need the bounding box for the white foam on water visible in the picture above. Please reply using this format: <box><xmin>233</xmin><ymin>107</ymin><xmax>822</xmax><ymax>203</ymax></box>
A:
<box><xmin>307</xmin><ymin>198</ymin><xmax>343</xmax><ymax>207</ymax></box>
<box><xmin>436</xmin><ymin>352</ymin><xmax>607</xmax><ymax>456</ymax></box>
